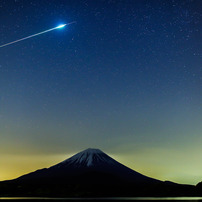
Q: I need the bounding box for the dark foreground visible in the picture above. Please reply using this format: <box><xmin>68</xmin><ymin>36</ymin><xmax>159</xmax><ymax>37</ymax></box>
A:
<box><xmin>1</xmin><ymin>197</ymin><xmax>202</xmax><ymax>201</ymax></box>
<box><xmin>0</xmin><ymin>179</ymin><xmax>200</xmax><ymax>198</ymax></box>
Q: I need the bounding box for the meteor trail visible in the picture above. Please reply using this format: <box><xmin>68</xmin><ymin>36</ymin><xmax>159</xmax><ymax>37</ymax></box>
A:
<box><xmin>0</xmin><ymin>21</ymin><xmax>76</xmax><ymax>48</ymax></box>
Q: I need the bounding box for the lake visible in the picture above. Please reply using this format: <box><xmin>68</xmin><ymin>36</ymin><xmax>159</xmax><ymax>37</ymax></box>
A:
<box><xmin>0</xmin><ymin>197</ymin><xmax>202</xmax><ymax>201</ymax></box>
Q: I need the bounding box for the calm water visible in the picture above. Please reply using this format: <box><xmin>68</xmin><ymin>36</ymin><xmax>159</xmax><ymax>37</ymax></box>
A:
<box><xmin>0</xmin><ymin>197</ymin><xmax>202</xmax><ymax>201</ymax></box>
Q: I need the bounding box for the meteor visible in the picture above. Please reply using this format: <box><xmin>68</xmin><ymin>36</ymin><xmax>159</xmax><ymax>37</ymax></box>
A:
<box><xmin>0</xmin><ymin>21</ymin><xmax>76</xmax><ymax>48</ymax></box>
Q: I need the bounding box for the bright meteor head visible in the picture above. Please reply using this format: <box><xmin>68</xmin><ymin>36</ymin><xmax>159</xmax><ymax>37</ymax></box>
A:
<box><xmin>56</xmin><ymin>24</ymin><xmax>67</xmax><ymax>29</ymax></box>
<box><xmin>0</xmin><ymin>21</ymin><xmax>76</xmax><ymax>48</ymax></box>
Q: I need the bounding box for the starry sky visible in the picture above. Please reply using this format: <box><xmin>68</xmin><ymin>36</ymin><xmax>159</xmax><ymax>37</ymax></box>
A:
<box><xmin>0</xmin><ymin>0</ymin><xmax>201</xmax><ymax>185</ymax></box>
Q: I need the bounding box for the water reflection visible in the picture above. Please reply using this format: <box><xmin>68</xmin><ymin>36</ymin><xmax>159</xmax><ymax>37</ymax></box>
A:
<box><xmin>0</xmin><ymin>197</ymin><xmax>202</xmax><ymax>201</ymax></box>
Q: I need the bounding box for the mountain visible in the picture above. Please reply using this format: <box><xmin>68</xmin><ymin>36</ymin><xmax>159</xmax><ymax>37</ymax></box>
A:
<box><xmin>17</xmin><ymin>148</ymin><xmax>160</xmax><ymax>185</ymax></box>
<box><xmin>0</xmin><ymin>148</ymin><xmax>198</xmax><ymax>197</ymax></box>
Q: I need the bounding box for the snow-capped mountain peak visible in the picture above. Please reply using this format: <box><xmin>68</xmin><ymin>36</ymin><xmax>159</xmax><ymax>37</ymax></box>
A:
<box><xmin>56</xmin><ymin>148</ymin><xmax>117</xmax><ymax>168</ymax></box>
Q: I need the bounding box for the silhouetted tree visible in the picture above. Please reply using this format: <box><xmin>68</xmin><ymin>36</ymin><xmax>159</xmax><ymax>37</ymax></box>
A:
<box><xmin>196</xmin><ymin>181</ymin><xmax>202</xmax><ymax>196</ymax></box>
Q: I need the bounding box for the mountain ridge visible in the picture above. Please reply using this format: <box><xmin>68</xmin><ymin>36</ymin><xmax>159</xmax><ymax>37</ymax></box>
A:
<box><xmin>16</xmin><ymin>148</ymin><xmax>160</xmax><ymax>185</ymax></box>
<box><xmin>0</xmin><ymin>148</ymin><xmax>200</xmax><ymax>197</ymax></box>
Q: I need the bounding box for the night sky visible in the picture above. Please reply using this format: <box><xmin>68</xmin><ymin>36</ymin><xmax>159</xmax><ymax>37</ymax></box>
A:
<box><xmin>0</xmin><ymin>0</ymin><xmax>201</xmax><ymax>184</ymax></box>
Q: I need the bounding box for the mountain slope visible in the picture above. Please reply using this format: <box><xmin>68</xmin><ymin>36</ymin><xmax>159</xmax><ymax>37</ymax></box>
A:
<box><xmin>0</xmin><ymin>148</ymin><xmax>197</xmax><ymax>197</ymax></box>
<box><xmin>16</xmin><ymin>148</ymin><xmax>160</xmax><ymax>185</ymax></box>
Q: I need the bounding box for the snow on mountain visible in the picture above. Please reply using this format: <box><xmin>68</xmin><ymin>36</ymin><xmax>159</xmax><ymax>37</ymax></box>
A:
<box><xmin>54</xmin><ymin>148</ymin><xmax>117</xmax><ymax>168</ymax></box>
